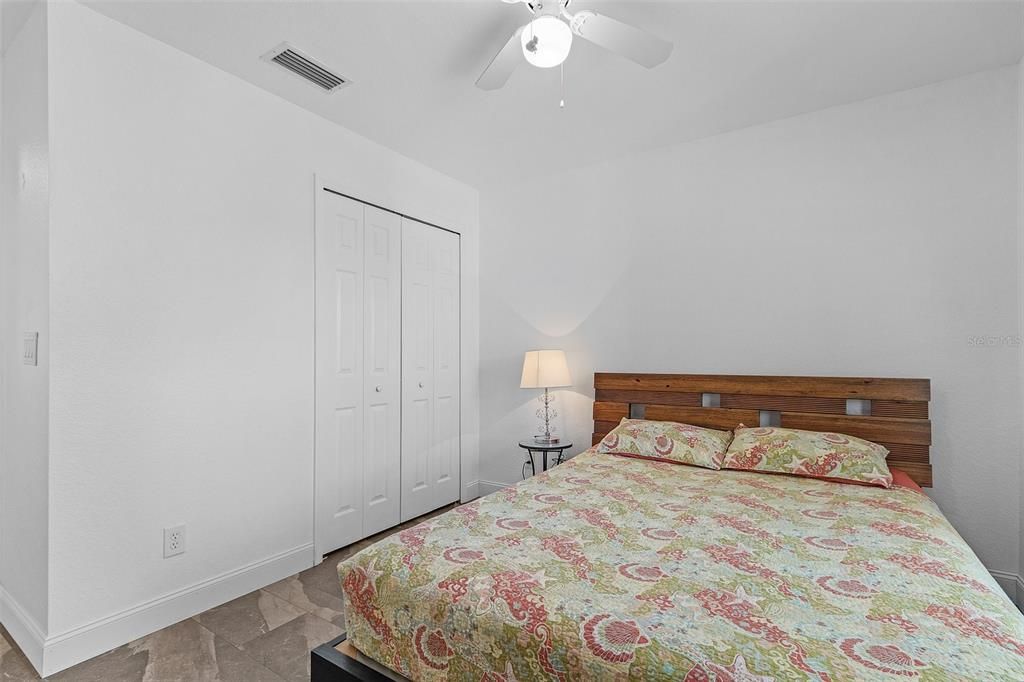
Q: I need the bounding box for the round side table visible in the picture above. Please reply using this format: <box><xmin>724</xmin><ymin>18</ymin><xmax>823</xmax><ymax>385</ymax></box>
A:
<box><xmin>519</xmin><ymin>440</ymin><xmax>573</xmax><ymax>479</ymax></box>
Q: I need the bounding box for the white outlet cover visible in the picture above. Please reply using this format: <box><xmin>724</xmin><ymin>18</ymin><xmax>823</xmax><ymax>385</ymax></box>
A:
<box><xmin>163</xmin><ymin>525</ymin><xmax>186</xmax><ymax>558</ymax></box>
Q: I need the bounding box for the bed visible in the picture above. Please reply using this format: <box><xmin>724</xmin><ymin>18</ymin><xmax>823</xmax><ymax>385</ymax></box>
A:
<box><xmin>315</xmin><ymin>373</ymin><xmax>1024</xmax><ymax>680</ymax></box>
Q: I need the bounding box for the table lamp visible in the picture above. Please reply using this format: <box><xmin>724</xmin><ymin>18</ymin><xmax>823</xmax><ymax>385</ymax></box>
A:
<box><xmin>520</xmin><ymin>350</ymin><xmax>572</xmax><ymax>443</ymax></box>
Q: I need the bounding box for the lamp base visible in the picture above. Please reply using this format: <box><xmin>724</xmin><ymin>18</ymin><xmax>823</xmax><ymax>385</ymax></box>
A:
<box><xmin>533</xmin><ymin>435</ymin><xmax>560</xmax><ymax>444</ymax></box>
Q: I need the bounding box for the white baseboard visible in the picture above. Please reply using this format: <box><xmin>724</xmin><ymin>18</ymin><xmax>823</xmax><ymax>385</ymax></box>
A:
<box><xmin>461</xmin><ymin>479</ymin><xmax>480</xmax><ymax>502</ymax></box>
<box><xmin>988</xmin><ymin>569</ymin><xmax>1022</xmax><ymax>607</ymax></box>
<box><xmin>39</xmin><ymin>543</ymin><xmax>315</xmax><ymax>676</ymax></box>
<box><xmin>0</xmin><ymin>584</ymin><xmax>46</xmax><ymax>673</ymax></box>
<box><xmin>478</xmin><ymin>480</ymin><xmax>511</xmax><ymax>496</ymax></box>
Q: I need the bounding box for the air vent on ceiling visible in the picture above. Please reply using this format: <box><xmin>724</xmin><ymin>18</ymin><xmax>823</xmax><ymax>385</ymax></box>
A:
<box><xmin>261</xmin><ymin>43</ymin><xmax>350</xmax><ymax>93</ymax></box>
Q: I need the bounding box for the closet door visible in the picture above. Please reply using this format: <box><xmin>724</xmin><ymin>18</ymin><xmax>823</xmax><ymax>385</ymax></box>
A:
<box><xmin>361</xmin><ymin>206</ymin><xmax>402</xmax><ymax>536</ymax></box>
<box><xmin>315</xmin><ymin>191</ymin><xmax>365</xmax><ymax>553</ymax></box>
<box><xmin>315</xmin><ymin>192</ymin><xmax>401</xmax><ymax>554</ymax></box>
<box><xmin>401</xmin><ymin>218</ymin><xmax>433</xmax><ymax>521</ymax></box>
<box><xmin>401</xmin><ymin>219</ymin><xmax>460</xmax><ymax>521</ymax></box>
<box><xmin>431</xmin><ymin>228</ymin><xmax>461</xmax><ymax>509</ymax></box>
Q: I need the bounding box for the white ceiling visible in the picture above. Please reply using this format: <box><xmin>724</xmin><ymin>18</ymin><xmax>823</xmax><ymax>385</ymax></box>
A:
<box><xmin>85</xmin><ymin>0</ymin><xmax>1024</xmax><ymax>187</ymax></box>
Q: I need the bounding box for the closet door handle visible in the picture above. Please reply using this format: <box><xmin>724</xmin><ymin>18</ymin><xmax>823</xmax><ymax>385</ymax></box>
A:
<box><xmin>375</xmin><ymin>385</ymin><xmax>383</xmax><ymax>392</ymax></box>
<box><xmin>418</xmin><ymin>381</ymin><xmax>424</xmax><ymax>388</ymax></box>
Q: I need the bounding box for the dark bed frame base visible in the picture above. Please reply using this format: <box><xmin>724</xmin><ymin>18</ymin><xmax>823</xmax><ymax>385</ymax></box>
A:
<box><xmin>311</xmin><ymin>633</ymin><xmax>395</xmax><ymax>682</ymax></box>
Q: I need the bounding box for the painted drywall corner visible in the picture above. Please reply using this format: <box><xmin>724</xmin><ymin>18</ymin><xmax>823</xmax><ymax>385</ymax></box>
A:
<box><xmin>0</xmin><ymin>1</ymin><xmax>50</xmax><ymax>666</ymax></box>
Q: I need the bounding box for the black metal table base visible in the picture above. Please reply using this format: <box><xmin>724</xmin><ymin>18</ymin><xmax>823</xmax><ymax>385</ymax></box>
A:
<box><xmin>519</xmin><ymin>440</ymin><xmax>573</xmax><ymax>479</ymax></box>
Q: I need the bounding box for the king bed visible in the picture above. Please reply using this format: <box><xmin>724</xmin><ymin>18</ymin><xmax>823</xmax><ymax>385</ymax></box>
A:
<box><xmin>312</xmin><ymin>373</ymin><xmax>1024</xmax><ymax>680</ymax></box>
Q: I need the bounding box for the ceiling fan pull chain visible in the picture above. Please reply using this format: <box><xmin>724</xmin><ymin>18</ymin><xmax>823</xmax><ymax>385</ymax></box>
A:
<box><xmin>560</xmin><ymin>62</ymin><xmax>565</xmax><ymax>109</ymax></box>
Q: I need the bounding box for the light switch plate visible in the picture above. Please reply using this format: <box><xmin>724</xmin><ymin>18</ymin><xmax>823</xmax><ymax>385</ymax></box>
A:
<box><xmin>22</xmin><ymin>332</ymin><xmax>38</xmax><ymax>366</ymax></box>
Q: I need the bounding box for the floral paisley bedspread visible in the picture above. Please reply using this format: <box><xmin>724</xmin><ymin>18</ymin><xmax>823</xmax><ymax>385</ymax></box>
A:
<box><xmin>338</xmin><ymin>449</ymin><xmax>1024</xmax><ymax>680</ymax></box>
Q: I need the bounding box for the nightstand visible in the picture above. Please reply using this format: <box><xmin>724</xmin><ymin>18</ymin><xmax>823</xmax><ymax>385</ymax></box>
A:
<box><xmin>519</xmin><ymin>440</ymin><xmax>573</xmax><ymax>478</ymax></box>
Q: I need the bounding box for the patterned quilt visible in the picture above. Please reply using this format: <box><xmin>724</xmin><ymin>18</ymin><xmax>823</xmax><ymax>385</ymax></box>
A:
<box><xmin>338</xmin><ymin>449</ymin><xmax>1024</xmax><ymax>680</ymax></box>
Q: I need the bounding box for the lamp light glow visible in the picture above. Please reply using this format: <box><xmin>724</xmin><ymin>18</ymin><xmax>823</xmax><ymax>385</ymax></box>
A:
<box><xmin>521</xmin><ymin>16</ymin><xmax>573</xmax><ymax>68</ymax></box>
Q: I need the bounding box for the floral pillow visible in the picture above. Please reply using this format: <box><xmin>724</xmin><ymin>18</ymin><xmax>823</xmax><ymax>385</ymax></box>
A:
<box><xmin>597</xmin><ymin>418</ymin><xmax>734</xmax><ymax>470</ymax></box>
<box><xmin>722</xmin><ymin>427</ymin><xmax>892</xmax><ymax>488</ymax></box>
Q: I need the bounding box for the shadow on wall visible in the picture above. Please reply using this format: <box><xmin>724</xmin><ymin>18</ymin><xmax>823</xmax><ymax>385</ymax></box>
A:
<box><xmin>479</xmin><ymin>279</ymin><xmax>642</xmax><ymax>485</ymax></box>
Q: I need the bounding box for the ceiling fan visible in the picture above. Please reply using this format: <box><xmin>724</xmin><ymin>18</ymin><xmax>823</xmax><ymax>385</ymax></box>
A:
<box><xmin>476</xmin><ymin>0</ymin><xmax>673</xmax><ymax>90</ymax></box>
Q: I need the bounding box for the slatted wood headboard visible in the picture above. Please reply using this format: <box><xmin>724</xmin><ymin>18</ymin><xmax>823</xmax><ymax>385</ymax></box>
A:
<box><xmin>592</xmin><ymin>373</ymin><xmax>932</xmax><ymax>487</ymax></box>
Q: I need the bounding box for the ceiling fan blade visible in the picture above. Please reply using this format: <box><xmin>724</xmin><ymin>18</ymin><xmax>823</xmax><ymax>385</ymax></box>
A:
<box><xmin>476</xmin><ymin>26</ymin><xmax>525</xmax><ymax>90</ymax></box>
<box><xmin>569</xmin><ymin>10</ymin><xmax>672</xmax><ymax>68</ymax></box>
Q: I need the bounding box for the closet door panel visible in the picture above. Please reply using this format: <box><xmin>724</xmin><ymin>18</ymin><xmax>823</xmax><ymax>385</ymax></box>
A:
<box><xmin>401</xmin><ymin>218</ymin><xmax>434</xmax><ymax>521</ymax></box>
<box><xmin>431</xmin><ymin>230</ymin><xmax>461</xmax><ymax>498</ymax></box>
<box><xmin>362</xmin><ymin>206</ymin><xmax>402</xmax><ymax>536</ymax></box>
<box><xmin>405</xmin><ymin>275</ymin><xmax>431</xmax><ymax>497</ymax></box>
<box><xmin>402</xmin><ymin>219</ymin><xmax>460</xmax><ymax>521</ymax></box>
<box><xmin>315</xmin><ymin>192</ymin><xmax>364</xmax><ymax>553</ymax></box>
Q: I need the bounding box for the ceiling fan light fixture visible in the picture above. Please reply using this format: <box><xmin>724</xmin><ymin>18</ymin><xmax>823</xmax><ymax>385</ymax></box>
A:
<box><xmin>521</xmin><ymin>15</ymin><xmax>572</xmax><ymax>68</ymax></box>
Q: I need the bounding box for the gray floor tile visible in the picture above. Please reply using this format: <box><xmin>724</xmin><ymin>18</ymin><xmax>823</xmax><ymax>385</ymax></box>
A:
<box><xmin>241</xmin><ymin>614</ymin><xmax>341</xmax><ymax>680</ymax></box>
<box><xmin>49</xmin><ymin>619</ymin><xmax>283</xmax><ymax>682</ymax></box>
<box><xmin>294</xmin><ymin>556</ymin><xmax>350</xmax><ymax>598</ymax></box>
<box><xmin>194</xmin><ymin>590</ymin><xmax>306</xmax><ymax>648</ymax></box>
<box><xmin>207</xmin><ymin>636</ymin><xmax>283</xmax><ymax>682</ymax></box>
<box><xmin>267</xmin><ymin>651</ymin><xmax>311</xmax><ymax>682</ymax></box>
<box><xmin>1</xmin><ymin>626</ymin><xmax>40</xmax><ymax>681</ymax></box>
<box><xmin>263</xmin><ymin>577</ymin><xmax>346</xmax><ymax>628</ymax></box>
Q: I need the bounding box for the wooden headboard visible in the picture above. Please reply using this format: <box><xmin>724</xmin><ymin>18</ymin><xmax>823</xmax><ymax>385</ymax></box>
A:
<box><xmin>592</xmin><ymin>373</ymin><xmax>932</xmax><ymax>487</ymax></box>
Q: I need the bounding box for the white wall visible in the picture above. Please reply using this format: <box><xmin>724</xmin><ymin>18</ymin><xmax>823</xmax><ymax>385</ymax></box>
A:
<box><xmin>0</xmin><ymin>0</ymin><xmax>49</xmax><ymax>665</ymax></box>
<box><xmin>480</xmin><ymin>66</ymin><xmax>1021</xmax><ymax>579</ymax></box>
<box><xmin>1018</xmin><ymin>57</ymin><xmax>1024</xmax><ymax>600</ymax></box>
<box><xmin>37</xmin><ymin>1</ymin><xmax>478</xmax><ymax>672</ymax></box>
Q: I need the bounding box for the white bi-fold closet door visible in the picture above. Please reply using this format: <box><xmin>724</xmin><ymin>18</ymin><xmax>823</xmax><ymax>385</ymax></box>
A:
<box><xmin>401</xmin><ymin>218</ymin><xmax>461</xmax><ymax>522</ymax></box>
<box><xmin>315</xmin><ymin>191</ymin><xmax>402</xmax><ymax>552</ymax></box>
<box><xmin>315</xmin><ymin>188</ymin><xmax>460</xmax><ymax>555</ymax></box>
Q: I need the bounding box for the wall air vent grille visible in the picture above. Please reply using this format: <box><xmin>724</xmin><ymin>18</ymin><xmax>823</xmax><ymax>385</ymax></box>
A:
<box><xmin>261</xmin><ymin>43</ymin><xmax>349</xmax><ymax>93</ymax></box>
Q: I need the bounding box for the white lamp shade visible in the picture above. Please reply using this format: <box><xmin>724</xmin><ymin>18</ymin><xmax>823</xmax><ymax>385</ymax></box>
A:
<box><xmin>521</xmin><ymin>15</ymin><xmax>573</xmax><ymax>68</ymax></box>
<box><xmin>520</xmin><ymin>350</ymin><xmax>572</xmax><ymax>389</ymax></box>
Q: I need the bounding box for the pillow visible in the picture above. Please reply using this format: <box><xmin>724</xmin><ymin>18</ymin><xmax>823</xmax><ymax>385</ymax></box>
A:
<box><xmin>722</xmin><ymin>427</ymin><xmax>892</xmax><ymax>488</ymax></box>
<box><xmin>597</xmin><ymin>418</ymin><xmax>733</xmax><ymax>470</ymax></box>
<box><xmin>889</xmin><ymin>467</ymin><xmax>924</xmax><ymax>494</ymax></box>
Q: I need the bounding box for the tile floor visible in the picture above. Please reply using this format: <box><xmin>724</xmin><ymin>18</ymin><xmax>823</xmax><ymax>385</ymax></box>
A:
<box><xmin>0</xmin><ymin>504</ymin><xmax>456</xmax><ymax>681</ymax></box>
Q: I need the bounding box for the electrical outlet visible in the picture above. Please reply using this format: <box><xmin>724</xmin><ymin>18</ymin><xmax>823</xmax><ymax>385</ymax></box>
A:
<box><xmin>163</xmin><ymin>525</ymin><xmax>186</xmax><ymax>558</ymax></box>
